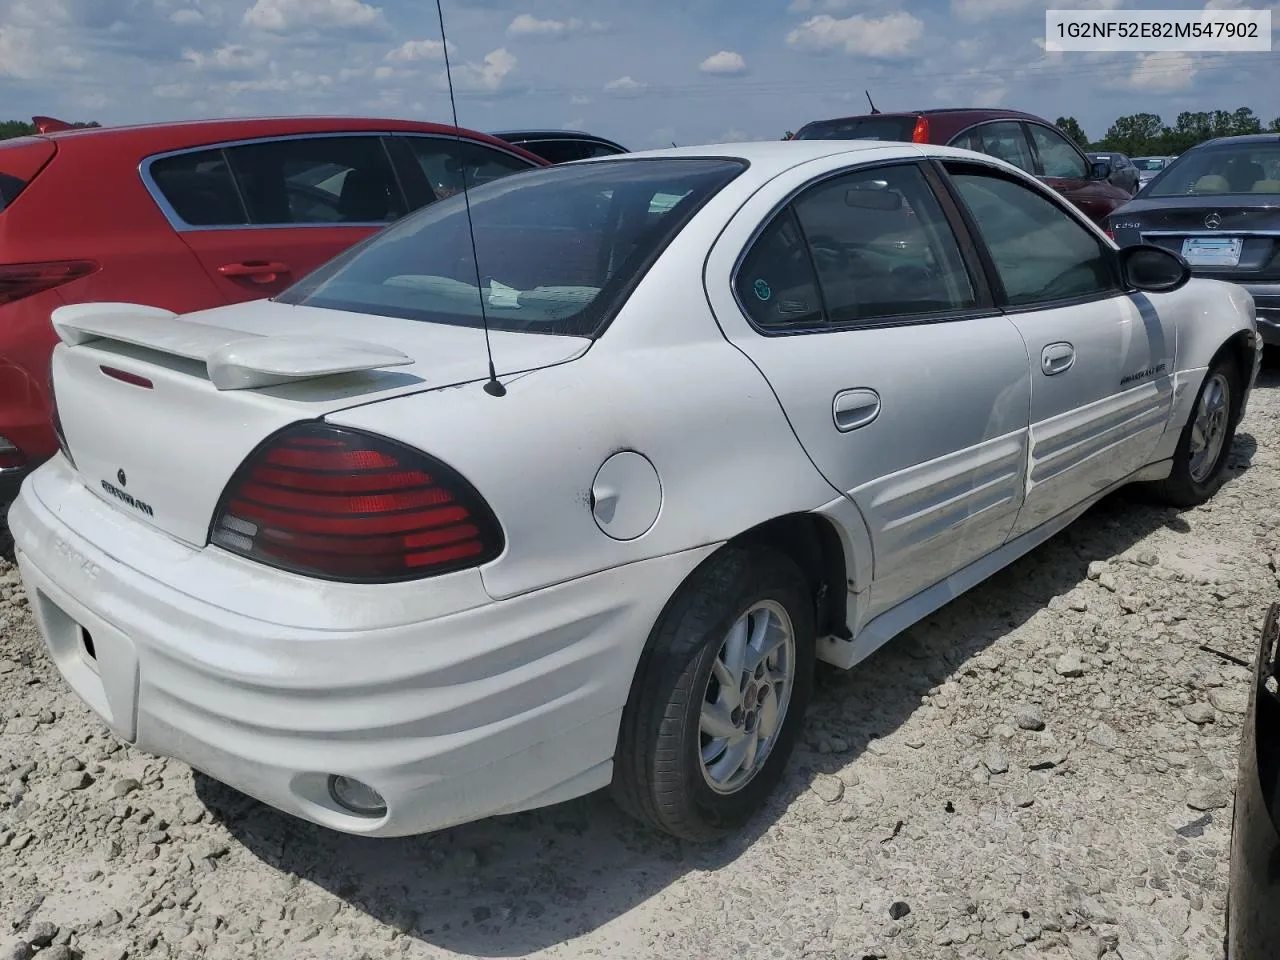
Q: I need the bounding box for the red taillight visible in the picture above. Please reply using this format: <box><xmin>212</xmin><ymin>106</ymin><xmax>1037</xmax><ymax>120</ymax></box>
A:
<box><xmin>209</xmin><ymin>422</ymin><xmax>504</xmax><ymax>582</ymax></box>
<box><xmin>1105</xmin><ymin>229</ymin><xmax>1115</xmax><ymax>241</ymax></box>
<box><xmin>0</xmin><ymin>435</ymin><xmax>26</xmax><ymax>471</ymax></box>
<box><xmin>0</xmin><ymin>260</ymin><xmax>98</xmax><ymax>307</ymax></box>
<box><xmin>911</xmin><ymin>116</ymin><xmax>930</xmax><ymax>143</ymax></box>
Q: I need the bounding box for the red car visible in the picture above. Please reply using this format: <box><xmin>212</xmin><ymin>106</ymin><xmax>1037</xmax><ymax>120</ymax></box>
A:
<box><xmin>0</xmin><ymin>115</ymin><xmax>547</xmax><ymax>501</ymax></box>
<box><xmin>792</xmin><ymin>108</ymin><xmax>1132</xmax><ymax>227</ymax></box>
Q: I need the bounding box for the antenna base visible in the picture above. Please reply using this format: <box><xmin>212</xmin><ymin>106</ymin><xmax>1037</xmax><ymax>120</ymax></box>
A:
<box><xmin>483</xmin><ymin>378</ymin><xmax>507</xmax><ymax>397</ymax></box>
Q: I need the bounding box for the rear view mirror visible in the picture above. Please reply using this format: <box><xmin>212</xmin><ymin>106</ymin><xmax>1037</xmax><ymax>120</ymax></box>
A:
<box><xmin>845</xmin><ymin>187</ymin><xmax>903</xmax><ymax>210</ymax></box>
<box><xmin>1090</xmin><ymin>160</ymin><xmax>1113</xmax><ymax>181</ymax></box>
<box><xmin>1118</xmin><ymin>243</ymin><xmax>1191</xmax><ymax>293</ymax></box>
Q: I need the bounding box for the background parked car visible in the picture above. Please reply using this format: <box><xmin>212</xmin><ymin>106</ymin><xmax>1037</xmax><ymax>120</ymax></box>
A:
<box><xmin>1132</xmin><ymin>155</ymin><xmax>1176</xmax><ymax>188</ymax></box>
<box><xmin>1088</xmin><ymin>151</ymin><xmax>1140</xmax><ymax>195</ymax></box>
<box><xmin>1107</xmin><ymin>134</ymin><xmax>1280</xmax><ymax>343</ymax></box>
<box><xmin>791</xmin><ymin>108</ymin><xmax>1133</xmax><ymax>226</ymax></box>
<box><xmin>1226</xmin><ymin>601</ymin><xmax>1280</xmax><ymax>959</ymax></box>
<box><xmin>492</xmin><ymin>130</ymin><xmax>628</xmax><ymax>163</ymax></box>
<box><xmin>0</xmin><ymin>115</ymin><xmax>546</xmax><ymax>501</ymax></box>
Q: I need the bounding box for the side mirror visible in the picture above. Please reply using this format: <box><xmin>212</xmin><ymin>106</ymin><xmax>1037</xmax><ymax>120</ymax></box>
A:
<box><xmin>1118</xmin><ymin>243</ymin><xmax>1191</xmax><ymax>293</ymax></box>
<box><xmin>1089</xmin><ymin>160</ymin><xmax>1113</xmax><ymax>181</ymax></box>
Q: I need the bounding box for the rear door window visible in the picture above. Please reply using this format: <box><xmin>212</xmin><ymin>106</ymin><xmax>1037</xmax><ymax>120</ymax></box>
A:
<box><xmin>524</xmin><ymin>140</ymin><xmax>587</xmax><ymax>164</ymax></box>
<box><xmin>794</xmin><ymin>117</ymin><xmax>918</xmax><ymax>142</ymax></box>
<box><xmin>224</xmin><ymin>135</ymin><xmax>406</xmax><ymax>225</ymax></box>
<box><xmin>400</xmin><ymin>137</ymin><xmax>537</xmax><ymax>200</ymax></box>
<box><xmin>149</xmin><ymin>148</ymin><xmax>249</xmax><ymax>226</ymax></box>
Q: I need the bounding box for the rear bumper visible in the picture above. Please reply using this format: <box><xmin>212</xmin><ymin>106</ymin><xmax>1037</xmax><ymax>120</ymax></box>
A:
<box><xmin>1226</xmin><ymin>602</ymin><xmax>1280</xmax><ymax>959</ymax></box>
<box><xmin>9</xmin><ymin>457</ymin><xmax>716</xmax><ymax>837</ymax></box>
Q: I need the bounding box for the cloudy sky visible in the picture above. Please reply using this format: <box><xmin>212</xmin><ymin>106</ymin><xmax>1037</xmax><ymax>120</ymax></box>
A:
<box><xmin>0</xmin><ymin>0</ymin><xmax>1275</xmax><ymax>148</ymax></box>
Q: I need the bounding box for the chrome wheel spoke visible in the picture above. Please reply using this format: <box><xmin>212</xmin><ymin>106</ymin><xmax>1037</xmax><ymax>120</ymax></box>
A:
<box><xmin>700</xmin><ymin>699</ymin><xmax>739</xmax><ymax>741</ymax></box>
<box><xmin>757</xmin><ymin>687</ymin><xmax>782</xmax><ymax>740</ymax></box>
<box><xmin>710</xmin><ymin>658</ymin><xmax>741</xmax><ymax>709</ymax></box>
<box><xmin>722</xmin><ymin>616</ymin><xmax>749</xmax><ymax>681</ymax></box>
<box><xmin>708</xmin><ymin>734</ymin><xmax>753</xmax><ymax>785</ymax></box>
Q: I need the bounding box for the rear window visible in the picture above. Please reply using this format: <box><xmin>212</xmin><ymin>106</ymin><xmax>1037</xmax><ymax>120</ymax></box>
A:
<box><xmin>276</xmin><ymin>157</ymin><xmax>746</xmax><ymax>338</ymax></box>
<box><xmin>794</xmin><ymin>117</ymin><xmax>918</xmax><ymax>142</ymax></box>
<box><xmin>1146</xmin><ymin>142</ymin><xmax>1280</xmax><ymax>196</ymax></box>
<box><xmin>0</xmin><ymin>137</ymin><xmax>56</xmax><ymax>214</ymax></box>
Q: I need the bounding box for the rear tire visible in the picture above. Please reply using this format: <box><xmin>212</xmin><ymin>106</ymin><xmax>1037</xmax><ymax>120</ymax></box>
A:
<box><xmin>1152</xmin><ymin>355</ymin><xmax>1241</xmax><ymax>508</ymax></box>
<box><xmin>611</xmin><ymin>545</ymin><xmax>816</xmax><ymax>842</ymax></box>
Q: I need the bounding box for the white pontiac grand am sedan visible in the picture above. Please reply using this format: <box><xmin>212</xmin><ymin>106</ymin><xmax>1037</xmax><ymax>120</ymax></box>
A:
<box><xmin>8</xmin><ymin>140</ymin><xmax>1260</xmax><ymax>842</ymax></box>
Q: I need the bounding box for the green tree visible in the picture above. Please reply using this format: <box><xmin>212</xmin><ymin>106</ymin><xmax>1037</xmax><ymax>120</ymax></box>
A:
<box><xmin>1229</xmin><ymin>107</ymin><xmax>1262</xmax><ymax>135</ymax></box>
<box><xmin>1269</xmin><ymin>117</ymin><xmax>1280</xmax><ymax>133</ymax></box>
<box><xmin>1098</xmin><ymin>112</ymin><xmax>1164</xmax><ymax>155</ymax></box>
<box><xmin>0</xmin><ymin>118</ymin><xmax>101</xmax><ymax>141</ymax></box>
<box><xmin>1054</xmin><ymin>116</ymin><xmax>1089</xmax><ymax>149</ymax></box>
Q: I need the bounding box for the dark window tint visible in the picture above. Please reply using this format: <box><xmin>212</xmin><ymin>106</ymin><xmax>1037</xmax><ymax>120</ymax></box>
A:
<box><xmin>794</xmin><ymin>116</ymin><xmax>918</xmax><ymax>142</ymax></box>
<box><xmin>149</xmin><ymin>148</ymin><xmax>248</xmax><ymax>227</ymax></box>
<box><xmin>1029</xmin><ymin>125</ymin><xmax>1089</xmax><ymax>179</ymax></box>
<box><xmin>735</xmin><ymin>209</ymin><xmax>824</xmax><ymax>329</ymax></box>
<box><xmin>0</xmin><ymin>138</ymin><xmax>54</xmax><ymax>214</ymax></box>
<box><xmin>1145</xmin><ymin>142</ymin><xmax>1280</xmax><ymax>196</ymax></box>
<box><xmin>949</xmin><ymin>167</ymin><xmax>1118</xmax><ymax>306</ymax></box>
<box><xmin>225</xmin><ymin>136</ymin><xmax>404</xmax><ymax>225</ymax></box>
<box><xmin>583</xmin><ymin>142</ymin><xmax>626</xmax><ymax>158</ymax></box>
<box><xmin>277</xmin><ymin>158</ymin><xmax>745</xmax><ymax>338</ymax></box>
<box><xmin>403</xmin><ymin>137</ymin><xmax>535</xmax><ymax>200</ymax></box>
<box><xmin>522</xmin><ymin>140</ymin><xmax>587</xmax><ymax>164</ymax></box>
<box><xmin>791</xmin><ymin>163</ymin><xmax>976</xmax><ymax>323</ymax></box>
<box><xmin>974</xmin><ymin>122</ymin><xmax>1034</xmax><ymax>172</ymax></box>
<box><xmin>950</xmin><ymin>129</ymin><xmax>983</xmax><ymax>153</ymax></box>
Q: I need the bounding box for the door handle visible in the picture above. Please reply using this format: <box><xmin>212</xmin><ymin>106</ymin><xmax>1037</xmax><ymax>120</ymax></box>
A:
<box><xmin>218</xmin><ymin>261</ymin><xmax>290</xmax><ymax>283</ymax></box>
<box><xmin>1041</xmin><ymin>342</ymin><xmax>1076</xmax><ymax>376</ymax></box>
<box><xmin>832</xmin><ymin>388</ymin><xmax>881</xmax><ymax>432</ymax></box>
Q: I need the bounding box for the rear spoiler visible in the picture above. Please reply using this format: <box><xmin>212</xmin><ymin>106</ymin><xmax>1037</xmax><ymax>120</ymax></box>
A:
<box><xmin>51</xmin><ymin>302</ymin><xmax>414</xmax><ymax>390</ymax></box>
<box><xmin>33</xmin><ymin>116</ymin><xmax>76</xmax><ymax>134</ymax></box>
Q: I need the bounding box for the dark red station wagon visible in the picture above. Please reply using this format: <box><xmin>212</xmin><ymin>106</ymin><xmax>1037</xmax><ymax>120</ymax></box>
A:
<box><xmin>0</xmin><ymin>116</ymin><xmax>547</xmax><ymax>502</ymax></box>
<box><xmin>793</xmin><ymin>108</ymin><xmax>1132</xmax><ymax>228</ymax></box>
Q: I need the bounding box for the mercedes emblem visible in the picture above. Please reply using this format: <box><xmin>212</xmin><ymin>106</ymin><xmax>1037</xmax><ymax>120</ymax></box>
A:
<box><xmin>116</xmin><ymin>469</ymin><xmax>127</xmax><ymax>487</ymax></box>
<box><xmin>1204</xmin><ymin>212</ymin><xmax>1222</xmax><ymax>229</ymax></box>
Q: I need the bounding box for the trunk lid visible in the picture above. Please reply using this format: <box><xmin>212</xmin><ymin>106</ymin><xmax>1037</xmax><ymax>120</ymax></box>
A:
<box><xmin>50</xmin><ymin>299</ymin><xmax>590</xmax><ymax>546</ymax></box>
<box><xmin>1110</xmin><ymin>196</ymin><xmax>1280</xmax><ymax>281</ymax></box>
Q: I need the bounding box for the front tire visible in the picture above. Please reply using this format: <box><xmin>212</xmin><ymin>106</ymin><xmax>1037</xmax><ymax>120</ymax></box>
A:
<box><xmin>1152</xmin><ymin>355</ymin><xmax>1241</xmax><ymax>508</ymax></box>
<box><xmin>611</xmin><ymin>545</ymin><xmax>816</xmax><ymax>842</ymax></box>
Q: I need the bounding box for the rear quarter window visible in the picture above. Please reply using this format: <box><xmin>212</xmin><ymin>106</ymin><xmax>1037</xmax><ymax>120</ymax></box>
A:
<box><xmin>0</xmin><ymin>137</ymin><xmax>57</xmax><ymax>214</ymax></box>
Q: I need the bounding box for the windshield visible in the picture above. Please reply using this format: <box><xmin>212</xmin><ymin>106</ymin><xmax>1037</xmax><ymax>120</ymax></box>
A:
<box><xmin>1145</xmin><ymin>142</ymin><xmax>1280</xmax><ymax>196</ymax></box>
<box><xmin>794</xmin><ymin>116</ymin><xmax>917</xmax><ymax>142</ymax></box>
<box><xmin>277</xmin><ymin>157</ymin><xmax>746</xmax><ymax>337</ymax></box>
<box><xmin>1132</xmin><ymin>158</ymin><xmax>1167</xmax><ymax>171</ymax></box>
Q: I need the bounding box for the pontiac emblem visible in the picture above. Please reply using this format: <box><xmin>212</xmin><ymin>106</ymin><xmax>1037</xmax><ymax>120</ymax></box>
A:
<box><xmin>1204</xmin><ymin>212</ymin><xmax>1222</xmax><ymax>229</ymax></box>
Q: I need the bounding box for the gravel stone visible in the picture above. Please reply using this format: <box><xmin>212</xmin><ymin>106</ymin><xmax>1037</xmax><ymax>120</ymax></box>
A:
<box><xmin>1055</xmin><ymin>649</ymin><xmax>1086</xmax><ymax>678</ymax></box>
<box><xmin>57</xmin><ymin>771</ymin><xmax>92</xmax><ymax>791</ymax></box>
<box><xmin>1015</xmin><ymin>704</ymin><xmax>1046</xmax><ymax>731</ymax></box>
<box><xmin>1181</xmin><ymin>702</ymin><xmax>1216</xmax><ymax>725</ymax></box>
<box><xmin>810</xmin><ymin>773</ymin><xmax>844</xmax><ymax>803</ymax></box>
<box><xmin>1187</xmin><ymin>787</ymin><xmax>1231</xmax><ymax>811</ymax></box>
<box><xmin>25</xmin><ymin>923</ymin><xmax>57</xmax><ymax>949</ymax></box>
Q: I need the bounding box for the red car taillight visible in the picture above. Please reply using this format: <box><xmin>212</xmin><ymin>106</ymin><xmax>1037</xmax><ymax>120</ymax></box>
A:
<box><xmin>0</xmin><ymin>260</ymin><xmax>98</xmax><ymax>307</ymax></box>
<box><xmin>0</xmin><ymin>435</ymin><xmax>26</xmax><ymax>470</ymax></box>
<box><xmin>911</xmin><ymin>116</ymin><xmax>930</xmax><ymax>143</ymax></box>
<box><xmin>209</xmin><ymin>422</ymin><xmax>504</xmax><ymax>582</ymax></box>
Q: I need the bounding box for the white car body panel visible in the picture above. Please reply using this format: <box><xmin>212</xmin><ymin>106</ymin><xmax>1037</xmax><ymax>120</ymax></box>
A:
<box><xmin>8</xmin><ymin>140</ymin><xmax>1260</xmax><ymax>837</ymax></box>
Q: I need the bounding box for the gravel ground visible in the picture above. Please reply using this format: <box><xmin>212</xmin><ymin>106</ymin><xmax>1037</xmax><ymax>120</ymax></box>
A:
<box><xmin>4</xmin><ymin>374</ymin><xmax>1280</xmax><ymax>960</ymax></box>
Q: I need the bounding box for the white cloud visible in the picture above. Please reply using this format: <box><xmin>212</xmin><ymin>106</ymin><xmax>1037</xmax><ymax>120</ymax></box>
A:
<box><xmin>564</xmin><ymin>117</ymin><xmax>586</xmax><ymax>130</ymax></box>
<box><xmin>570</xmin><ymin>94</ymin><xmax>592</xmax><ymax>105</ymax></box>
<box><xmin>699</xmin><ymin>50</ymin><xmax>747</xmax><ymax>75</ymax></box>
<box><xmin>153</xmin><ymin>82</ymin><xmax>195</xmax><ymax>99</ymax></box>
<box><xmin>444</xmin><ymin>48</ymin><xmax>517</xmax><ymax>93</ymax></box>
<box><xmin>719</xmin><ymin>128</ymin><xmax>752</xmax><ymax>142</ymax></box>
<box><xmin>788</xmin><ymin>0</ymin><xmax>854</xmax><ymax>10</ymax></box>
<box><xmin>605</xmin><ymin>75</ymin><xmax>647</xmax><ymax>95</ymax></box>
<box><xmin>385</xmin><ymin>38</ymin><xmax>453</xmax><ymax>62</ymax></box>
<box><xmin>786</xmin><ymin>12</ymin><xmax>924</xmax><ymax>57</ymax></box>
<box><xmin>169</xmin><ymin>9</ymin><xmax>205</xmax><ymax>25</ymax></box>
<box><xmin>1129</xmin><ymin>51</ymin><xmax>1198</xmax><ymax>91</ymax></box>
<box><xmin>506</xmin><ymin>14</ymin><xmax>607</xmax><ymax>37</ymax></box>
<box><xmin>950</xmin><ymin>0</ymin><xmax>1033</xmax><ymax>21</ymax></box>
<box><xmin>182</xmin><ymin>44</ymin><xmax>267</xmax><ymax>71</ymax></box>
<box><xmin>0</xmin><ymin>25</ymin><xmax>84</xmax><ymax>78</ymax></box>
<box><xmin>243</xmin><ymin>0</ymin><xmax>381</xmax><ymax>31</ymax></box>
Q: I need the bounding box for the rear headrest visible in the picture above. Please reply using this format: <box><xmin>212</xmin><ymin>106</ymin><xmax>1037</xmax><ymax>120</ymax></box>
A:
<box><xmin>1193</xmin><ymin>175</ymin><xmax>1230</xmax><ymax>194</ymax></box>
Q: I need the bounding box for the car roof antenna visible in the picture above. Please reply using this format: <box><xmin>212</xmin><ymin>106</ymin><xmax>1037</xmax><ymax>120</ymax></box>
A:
<box><xmin>434</xmin><ymin>0</ymin><xmax>505</xmax><ymax>397</ymax></box>
<box><xmin>865</xmin><ymin>90</ymin><xmax>880</xmax><ymax>114</ymax></box>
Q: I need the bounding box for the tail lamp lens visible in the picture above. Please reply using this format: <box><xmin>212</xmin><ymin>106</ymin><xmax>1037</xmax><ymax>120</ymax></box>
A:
<box><xmin>911</xmin><ymin>116</ymin><xmax>930</xmax><ymax>144</ymax></box>
<box><xmin>209</xmin><ymin>422</ymin><xmax>504</xmax><ymax>582</ymax></box>
<box><xmin>0</xmin><ymin>260</ymin><xmax>98</xmax><ymax>307</ymax></box>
